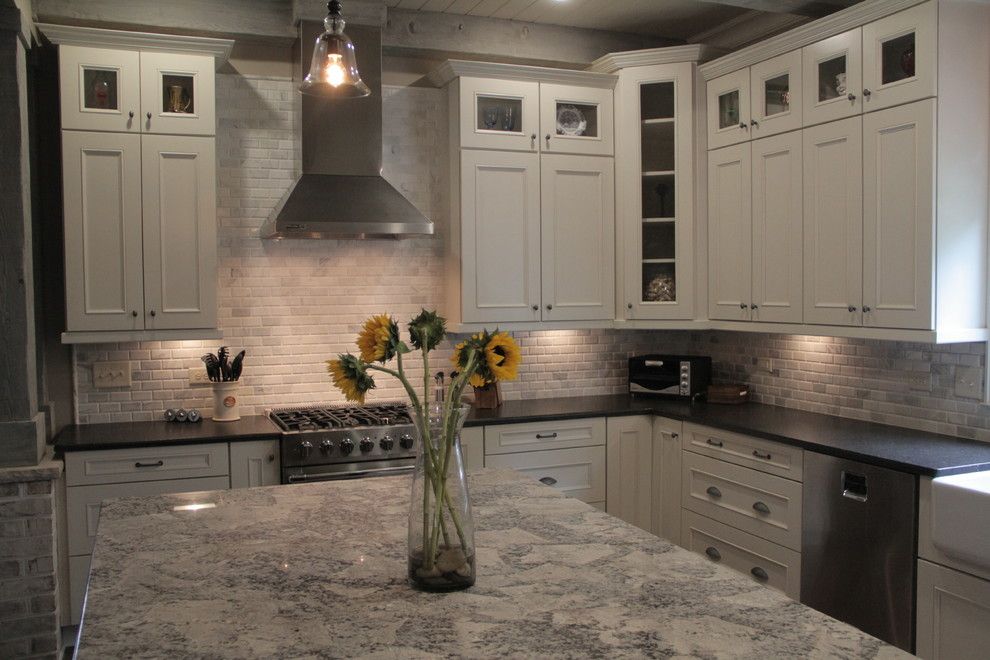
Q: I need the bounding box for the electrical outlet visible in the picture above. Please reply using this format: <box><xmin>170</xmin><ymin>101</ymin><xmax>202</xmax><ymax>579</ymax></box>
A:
<box><xmin>954</xmin><ymin>366</ymin><xmax>983</xmax><ymax>400</ymax></box>
<box><xmin>93</xmin><ymin>361</ymin><xmax>131</xmax><ymax>389</ymax></box>
<box><xmin>188</xmin><ymin>367</ymin><xmax>212</xmax><ymax>387</ymax></box>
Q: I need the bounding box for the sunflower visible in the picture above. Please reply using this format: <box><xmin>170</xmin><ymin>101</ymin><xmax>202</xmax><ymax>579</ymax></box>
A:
<box><xmin>484</xmin><ymin>332</ymin><xmax>520</xmax><ymax>381</ymax></box>
<box><xmin>356</xmin><ymin>314</ymin><xmax>399</xmax><ymax>364</ymax></box>
<box><xmin>451</xmin><ymin>337</ymin><xmax>488</xmax><ymax>386</ymax></box>
<box><xmin>327</xmin><ymin>354</ymin><xmax>375</xmax><ymax>403</ymax></box>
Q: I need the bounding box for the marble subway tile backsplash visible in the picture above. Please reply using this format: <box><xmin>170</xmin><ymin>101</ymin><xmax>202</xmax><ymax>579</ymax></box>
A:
<box><xmin>70</xmin><ymin>74</ymin><xmax>990</xmax><ymax>443</ymax></box>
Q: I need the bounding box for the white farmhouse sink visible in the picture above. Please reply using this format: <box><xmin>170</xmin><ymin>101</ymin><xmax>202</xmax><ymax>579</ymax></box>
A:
<box><xmin>931</xmin><ymin>471</ymin><xmax>990</xmax><ymax>572</ymax></box>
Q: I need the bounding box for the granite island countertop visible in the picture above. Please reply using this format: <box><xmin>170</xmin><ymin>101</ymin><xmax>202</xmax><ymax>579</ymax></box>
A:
<box><xmin>76</xmin><ymin>469</ymin><xmax>907</xmax><ymax>659</ymax></box>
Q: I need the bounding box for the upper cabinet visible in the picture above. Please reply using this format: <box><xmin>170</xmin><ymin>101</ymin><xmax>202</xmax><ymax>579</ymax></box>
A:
<box><xmin>707</xmin><ymin>68</ymin><xmax>751</xmax><ymax>149</ymax></box>
<box><xmin>802</xmin><ymin>29</ymin><xmax>863</xmax><ymax>125</ymax></box>
<box><xmin>539</xmin><ymin>83</ymin><xmax>614</xmax><ymax>156</ymax></box>
<box><xmin>43</xmin><ymin>24</ymin><xmax>231</xmax><ymax>342</ymax></box>
<box><xmin>749</xmin><ymin>51</ymin><xmax>803</xmax><ymax>138</ymax></box>
<box><xmin>862</xmin><ymin>0</ymin><xmax>937</xmax><ymax>112</ymax></box>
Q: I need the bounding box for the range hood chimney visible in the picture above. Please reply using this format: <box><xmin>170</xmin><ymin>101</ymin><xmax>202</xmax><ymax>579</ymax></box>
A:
<box><xmin>261</xmin><ymin>22</ymin><xmax>433</xmax><ymax>239</ymax></box>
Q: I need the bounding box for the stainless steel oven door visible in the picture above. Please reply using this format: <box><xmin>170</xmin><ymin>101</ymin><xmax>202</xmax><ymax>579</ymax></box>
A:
<box><xmin>282</xmin><ymin>458</ymin><xmax>416</xmax><ymax>484</ymax></box>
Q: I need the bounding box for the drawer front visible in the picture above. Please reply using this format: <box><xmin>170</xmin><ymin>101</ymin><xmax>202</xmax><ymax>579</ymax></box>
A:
<box><xmin>681</xmin><ymin>511</ymin><xmax>801</xmax><ymax>600</ymax></box>
<box><xmin>682</xmin><ymin>451</ymin><xmax>802</xmax><ymax>551</ymax></box>
<box><xmin>484</xmin><ymin>417</ymin><xmax>605</xmax><ymax>455</ymax></box>
<box><xmin>65</xmin><ymin>443</ymin><xmax>229</xmax><ymax>486</ymax></box>
<box><xmin>67</xmin><ymin>475</ymin><xmax>230</xmax><ymax>555</ymax></box>
<box><xmin>683</xmin><ymin>423</ymin><xmax>803</xmax><ymax>481</ymax></box>
<box><xmin>486</xmin><ymin>446</ymin><xmax>605</xmax><ymax>503</ymax></box>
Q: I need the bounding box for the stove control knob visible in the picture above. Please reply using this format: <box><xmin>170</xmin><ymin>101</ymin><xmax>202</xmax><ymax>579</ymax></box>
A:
<box><xmin>359</xmin><ymin>437</ymin><xmax>374</xmax><ymax>453</ymax></box>
<box><xmin>298</xmin><ymin>440</ymin><xmax>314</xmax><ymax>459</ymax></box>
<box><xmin>319</xmin><ymin>439</ymin><xmax>334</xmax><ymax>454</ymax></box>
<box><xmin>399</xmin><ymin>434</ymin><xmax>414</xmax><ymax>450</ymax></box>
<box><xmin>339</xmin><ymin>438</ymin><xmax>354</xmax><ymax>455</ymax></box>
<box><xmin>379</xmin><ymin>435</ymin><xmax>394</xmax><ymax>451</ymax></box>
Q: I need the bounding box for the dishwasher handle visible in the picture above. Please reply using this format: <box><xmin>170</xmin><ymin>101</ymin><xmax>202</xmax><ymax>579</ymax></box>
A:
<box><xmin>841</xmin><ymin>471</ymin><xmax>868</xmax><ymax>502</ymax></box>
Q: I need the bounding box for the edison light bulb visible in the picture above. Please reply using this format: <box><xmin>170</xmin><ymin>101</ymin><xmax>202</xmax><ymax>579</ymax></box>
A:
<box><xmin>325</xmin><ymin>54</ymin><xmax>345</xmax><ymax>87</ymax></box>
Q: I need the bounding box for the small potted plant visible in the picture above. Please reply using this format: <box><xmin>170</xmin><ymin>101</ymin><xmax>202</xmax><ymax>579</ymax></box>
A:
<box><xmin>201</xmin><ymin>346</ymin><xmax>246</xmax><ymax>422</ymax></box>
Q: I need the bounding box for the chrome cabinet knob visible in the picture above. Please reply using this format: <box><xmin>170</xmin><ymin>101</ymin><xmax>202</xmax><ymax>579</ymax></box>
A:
<box><xmin>627</xmin><ymin>303</ymin><xmax>633</xmax><ymax>310</ymax></box>
<box><xmin>546</xmin><ymin>304</ymin><xmax>552</xmax><ymax>311</ymax></box>
<box><xmin>863</xmin><ymin>88</ymin><xmax>872</xmax><ymax>98</ymax></box>
<box><xmin>847</xmin><ymin>93</ymin><xmax>857</xmax><ymax>101</ymax></box>
<box><xmin>131</xmin><ymin>310</ymin><xmax>138</xmax><ymax>317</ymax></box>
<box><xmin>739</xmin><ymin>302</ymin><xmax>748</xmax><ymax>309</ymax></box>
<box><xmin>739</xmin><ymin>122</ymin><xmax>748</xmax><ymax>130</ymax></box>
<box><xmin>128</xmin><ymin>111</ymin><xmax>134</xmax><ymax>118</ymax></box>
<box><xmin>545</xmin><ymin>133</ymin><xmax>551</xmax><ymax>146</ymax></box>
<box><xmin>146</xmin><ymin>111</ymin><xmax>152</xmax><ymax>119</ymax></box>
<box><xmin>532</xmin><ymin>304</ymin><xmax>538</xmax><ymax>311</ymax></box>
<box><xmin>149</xmin><ymin>309</ymin><xmax>156</xmax><ymax>317</ymax></box>
<box><xmin>751</xmin><ymin>303</ymin><xmax>758</xmax><ymax>310</ymax></box>
<box><xmin>863</xmin><ymin>306</ymin><xmax>872</xmax><ymax>313</ymax></box>
<box><xmin>750</xmin><ymin>119</ymin><xmax>759</xmax><ymax>127</ymax></box>
<box><xmin>848</xmin><ymin>305</ymin><xmax>857</xmax><ymax>312</ymax></box>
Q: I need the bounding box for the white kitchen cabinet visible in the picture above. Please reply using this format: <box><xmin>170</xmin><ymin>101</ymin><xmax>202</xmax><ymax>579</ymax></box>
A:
<box><xmin>749</xmin><ymin>50</ymin><xmax>802</xmax><ymax>138</ymax></box>
<box><xmin>140</xmin><ymin>51</ymin><xmax>216</xmax><ymax>135</ymax></box>
<box><xmin>539</xmin><ymin>83</ymin><xmax>614</xmax><ymax>156</ymax></box>
<box><xmin>458</xmin><ymin>149</ymin><xmax>541</xmax><ymax>323</ymax></box>
<box><xmin>61</xmin><ymin>130</ymin><xmax>145</xmax><ymax>332</ymax></box>
<box><xmin>540</xmin><ymin>154</ymin><xmax>614</xmax><ymax>321</ymax></box>
<box><xmin>141</xmin><ymin>134</ymin><xmax>217</xmax><ymax>330</ymax></box>
<box><xmin>229</xmin><ymin>440</ymin><xmax>280</xmax><ymax>489</ymax></box>
<box><xmin>682</xmin><ymin>423</ymin><xmax>804</xmax><ymax>482</ymax></box>
<box><xmin>862</xmin><ymin>1</ymin><xmax>936</xmax><ymax>113</ymax></box>
<box><xmin>802</xmin><ymin>28</ymin><xmax>863</xmax><ymax>126</ymax></box>
<box><xmin>484</xmin><ymin>417</ymin><xmax>606</xmax><ymax>455</ymax></box>
<box><xmin>456</xmin><ymin>77</ymin><xmax>540</xmax><ymax>152</ymax></box>
<box><xmin>58</xmin><ymin>45</ymin><xmax>141</xmax><ymax>133</ymax></box>
<box><xmin>486</xmin><ymin>446</ymin><xmax>606</xmax><ymax>503</ymax></box>
<box><xmin>707</xmin><ymin>143</ymin><xmax>752</xmax><ymax>322</ymax></box>
<box><xmin>862</xmin><ymin>99</ymin><xmax>934</xmax><ymax>330</ymax></box>
<box><xmin>460</xmin><ymin>427</ymin><xmax>484</xmax><ymax>472</ymax></box>
<box><xmin>652</xmin><ymin>416</ymin><xmax>682</xmax><ymax>544</ymax></box>
<box><xmin>611</xmin><ymin>60</ymin><xmax>698</xmax><ymax>322</ymax></box>
<box><xmin>751</xmin><ymin>132</ymin><xmax>803</xmax><ymax>323</ymax></box>
<box><xmin>606</xmin><ymin>415</ymin><xmax>653</xmax><ymax>532</ymax></box>
<box><xmin>802</xmin><ymin>116</ymin><xmax>863</xmax><ymax>326</ymax></box>
<box><xmin>917</xmin><ymin>559</ymin><xmax>990</xmax><ymax>660</ymax></box>
<box><xmin>707</xmin><ymin>68</ymin><xmax>751</xmax><ymax>149</ymax></box>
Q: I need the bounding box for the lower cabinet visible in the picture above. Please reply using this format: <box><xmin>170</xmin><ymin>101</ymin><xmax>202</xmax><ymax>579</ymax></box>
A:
<box><xmin>460</xmin><ymin>426</ymin><xmax>485</xmax><ymax>472</ymax></box>
<box><xmin>681</xmin><ymin>510</ymin><xmax>801</xmax><ymax>600</ymax></box>
<box><xmin>229</xmin><ymin>439</ymin><xmax>280</xmax><ymax>488</ymax></box>
<box><xmin>606</xmin><ymin>415</ymin><xmax>654</xmax><ymax>531</ymax></box>
<box><xmin>916</xmin><ymin>559</ymin><xmax>990</xmax><ymax>659</ymax></box>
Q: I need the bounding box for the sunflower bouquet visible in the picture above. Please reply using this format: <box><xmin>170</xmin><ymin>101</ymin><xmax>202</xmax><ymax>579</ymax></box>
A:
<box><xmin>326</xmin><ymin>310</ymin><xmax>521</xmax><ymax>590</ymax></box>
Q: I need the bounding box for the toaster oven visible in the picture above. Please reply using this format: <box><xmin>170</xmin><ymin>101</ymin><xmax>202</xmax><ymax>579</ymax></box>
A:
<box><xmin>628</xmin><ymin>355</ymin><xmax>711</xmax><ymax>399</ymax></box>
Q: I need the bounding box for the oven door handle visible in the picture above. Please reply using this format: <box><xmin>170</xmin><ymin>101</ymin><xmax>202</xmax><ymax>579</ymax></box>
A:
<box><xmin>286</xmin><ymin>465</ymin><xmax>415</xmax><ymax>483</ymax></box>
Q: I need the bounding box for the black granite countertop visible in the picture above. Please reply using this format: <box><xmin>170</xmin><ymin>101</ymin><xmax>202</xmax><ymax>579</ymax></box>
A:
<box><xmin>54</xmin><ymin>395</ymin><xmax>990</xmax><ymax>477</ymax></box>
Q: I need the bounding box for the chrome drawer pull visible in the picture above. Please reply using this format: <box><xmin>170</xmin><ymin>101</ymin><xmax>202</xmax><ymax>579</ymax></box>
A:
<box><xmin>706</xmin><ymin>438</ymin><xmax>724</xmax><ymax>448</ymax></box>
<box><xmin>535</xmin><ymin>433</ymin><xmax>558</xmax><ymax>439</ymax></box>
<box><xmin>752</xmin><ymin>501</ymin><xmax>771</xmax><ymax>515</ymax></box>
<box><xmin>751</xmin><ymin>566</ymin><xmax>769</xmax><ymax>581</ymax></box>
<box><xmin>539</xmin><ymin>476</ymin><xmax>558</xmax><ymax>486</ymax></box>
<box><xmin>752</xmin><ymin>450</ymin><xmax>772</xmax><ymax>460</ymax></box>
<box><xmin>705</xmin><ymin>546</ymin><xmax>722</xmax><ymax>561</ymax></box>
<box><xmin>134</xmin><ymin>460</ymin><xmax>164</xmax><ymax>468</ymax></box>
<box><xmin>705</xmin><ymin>486</ymin><xmax>722</xmax><ymax>499</ymax></box>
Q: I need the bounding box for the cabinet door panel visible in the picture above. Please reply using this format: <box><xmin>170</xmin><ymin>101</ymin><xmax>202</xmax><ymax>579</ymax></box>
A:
<box><xmin>62</xmin><ymin>131</ymin><xmax>145</xmax><ymax>331</ymax></box>
<box><xmin>652</xmin><ymin>417</ymin><xmax>682</xmax><ymax>544</ymax></box>
<box><xmin>142</xmin><ymin>135</ymin><xmax>217</xmax><ymax>330</ymax></box>
<box><xmin>750</xmin><ymin>50</ymin><xmax>802</xmax><ymax>138</ymax></box>
<box><xmin>752</xmin><ymin>132</ymin><xmax>803</xmax><ymax>323</ymax></box>
<box><xmin>229</xmin><ymin>440</ymin><xmax>280</xmax><ymax>489</ymax></box>
<box><xmin>540</xmin><ymin>83</ymin><xmax>614</xmax><ymax>156</ymax></box>
<box><xmin>917</xmin><ymin>559</ymin><xmax>990</xmax><ymax>660</ymax></box>
<box><xmin>540</xmin><ymin>154</ymin><xmax>615</xmax><ymax>321</ymax></box>
<box><xmin>863</xmin><ymin>100</ymin><xmax>935</xmax><ymax>330</ymax></box>
<box><xmin>862</xmin><ymin>1</ymin><xmax>937</xmax><ymax>112</ymax></box>
<box><xmin>802</xmin><ymin>28</ymin><xmax>863</xmax><ymax>126</ymax></box>
<box><xmin>606</xmin><ymin>415</ymin><xmax>653</xmax><ymax>532</ymax></box>
<box><xmin>459</xmin><ymin>77</ymin><xmax>539</xmax><ymax>152</ymax></box>
<box><xmin>460</xmin><ymin>149</ymin><xmax>541</xmax><ymax>323</ymax></box>
<box><xmin>707</xmin><ymin>143</ymin><xmax>752</xmax><ymax>321</ymax></box>
<box><xmin>140</xmin><ymin>52</ymin><xmax>216</xmax><ymax>136</ymax></box>
<box><xmin>59</xmin><ymin>46</ymin><xmax>141</xmax><ymax>133</ymax></box>
<box><xmin>707</xmin><ymin>69</ymin><xmax>751</xmax><ymax>149</ymax></box>
<box><xmin>803</xmin><ymin>117</ymin><xmax>863</xmax><ymax>326</ymax></box>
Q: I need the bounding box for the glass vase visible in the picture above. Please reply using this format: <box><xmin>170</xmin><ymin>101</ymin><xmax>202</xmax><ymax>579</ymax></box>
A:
<box><xmin>407</xmin><ymin>404</ymin><xmax>476</xmax><ymax>592</ymax></box>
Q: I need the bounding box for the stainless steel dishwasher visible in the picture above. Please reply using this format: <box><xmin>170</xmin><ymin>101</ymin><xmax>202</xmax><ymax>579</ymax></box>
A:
<box><xmin>801</xmin><ymin>453</ymin><xmax>917</xmax><ymax>652</ymax></box>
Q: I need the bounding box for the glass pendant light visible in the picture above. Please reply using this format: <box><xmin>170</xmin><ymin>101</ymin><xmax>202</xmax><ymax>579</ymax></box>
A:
<box><xmin>300</xmin><ymin>0</ymin><xmax>371</xmax><ymax>98</ymax></box>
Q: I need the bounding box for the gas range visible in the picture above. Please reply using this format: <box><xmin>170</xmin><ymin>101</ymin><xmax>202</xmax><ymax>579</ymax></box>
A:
<box><xmin>269</xmin><ymin>403</ymin><xmax>418</xmax><ymax>484</ymax></box>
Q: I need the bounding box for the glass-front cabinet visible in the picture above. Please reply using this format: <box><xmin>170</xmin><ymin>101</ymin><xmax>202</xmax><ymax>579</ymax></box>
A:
<box><xmin>59</xmin><ymin>45</ymin><xmax>141</xmax><ymax>132</ymax></box>
<box><xmin>140</xmin><ymin>52</ymin><xmax>216</xmax><ymax>135</ymax></box>
<box><xmin>706</xmin><ymin>68</ymin><xmax>751</xmax><ymax>149</ymax></box>
<box><xmin>802</xmin><ymin>28</ymin><xmax>863</xmax><ymax>125</ymax></box>
<box><xmin>539</xmin><ymin>83</ymin><xmax>614</xmax><ymax>156</ymax></box>
<box><xmin>861</xmin><ymin>0</ymin><xmax>936</xmax><ymax>112</ymax></box>
<box><xmin>749</xmin><ymin>51</ymin><xmax>802</xmax><ymax>137</ymax></box>
<box><xmin>458</xmin><ymin>77</ymin><xmax>540</xmax><ymax>152</ymax></box>
<box><xmin>617</xmin><ymin>62</ymin><xmax>696</xmax><ymax>320</ymax></box>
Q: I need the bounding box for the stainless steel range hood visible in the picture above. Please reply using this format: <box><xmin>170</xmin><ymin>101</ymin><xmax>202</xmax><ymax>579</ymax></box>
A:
<box><xmin>261</xmin><ymin>22</ymin><xmax>433</xmax><ymax>239</ymax></box>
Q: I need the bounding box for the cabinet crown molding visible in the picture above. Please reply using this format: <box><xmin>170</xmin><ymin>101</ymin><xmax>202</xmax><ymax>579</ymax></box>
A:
<box><xmin>588</xmin><ymin>44</ymin><xmax>719</xmax><ymax>73</ymax></box>
<box><xmin>427</xmin><ymin>59</ymin><xmax>616</xmax><ymax>89</ymax></box>
<box><xmin>38</xmin><ymin>23</ymin><xmax>233</xmax><ymax>65</ymax></box>
<box><xmin>698</xmin><ymin>0</ymin><xmax>926</xmax><ymax>81</ymax></box>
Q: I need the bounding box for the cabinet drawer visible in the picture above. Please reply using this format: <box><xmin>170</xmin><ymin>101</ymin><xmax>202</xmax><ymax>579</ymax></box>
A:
<box><xmin>682</xmin><ymin>451</ymin><xmax>802</xmax><ymax>551</ymax></box>
<box><xmin>484</xmin><ymin>417</ymin><xmax>605</xmax><ymax>455</ymax></box>
<box><xmin>486</xmin><ymin>446</ymin><xmax>605</xmax><ymax>503</ymax></box>
<box><xmin>67</xmin><ymin>475</ymin><xmax>230</xmax><ymax>555</ymax></box>
<box><xmin>683</xmin><ymin>423</ymin><xmax>803</xmax><ymax>481</ymax></box>
<box><xmin>681</xmin><ymin>511</ymin><xmax>801</xmax><ymax>600</ymax></box>
<box><xmin>65</xmin><ymin>443</ymin><xmax>229</xmax><ymax>486</ymax></box>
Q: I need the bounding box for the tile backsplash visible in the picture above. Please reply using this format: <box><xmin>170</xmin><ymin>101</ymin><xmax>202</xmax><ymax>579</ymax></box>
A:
<box><xmin>71</xmin><ymin>74</ymin><xmax>990</xmax><ymax>443</ymax></box>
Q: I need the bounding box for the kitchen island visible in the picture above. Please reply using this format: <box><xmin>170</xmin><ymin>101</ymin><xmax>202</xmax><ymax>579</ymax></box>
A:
<box><xmin>76</xmin><ymin>469</ymin><xmax>907</xmax><ymax>658</ymax></box>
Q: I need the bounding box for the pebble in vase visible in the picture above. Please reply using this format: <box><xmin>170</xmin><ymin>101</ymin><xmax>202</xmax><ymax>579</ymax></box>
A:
<box><xmin>201</xmin><ymin>346</ymin><xmax>246</xmax><ymax>422</ymax></box>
